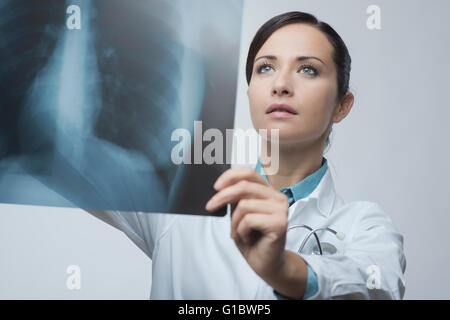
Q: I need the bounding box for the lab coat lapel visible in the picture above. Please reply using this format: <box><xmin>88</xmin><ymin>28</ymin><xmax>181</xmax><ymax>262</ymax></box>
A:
<box><xmin>288</xmin><ymin>166</ymin><xmax>336</xmax><ymax>222</ymax></box>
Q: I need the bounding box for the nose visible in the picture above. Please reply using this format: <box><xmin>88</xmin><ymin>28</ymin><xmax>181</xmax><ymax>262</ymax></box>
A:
<box><xmin>271</xmin><ymin>71</ymin><xmax>293</xmax><ymax>97</ymax></box>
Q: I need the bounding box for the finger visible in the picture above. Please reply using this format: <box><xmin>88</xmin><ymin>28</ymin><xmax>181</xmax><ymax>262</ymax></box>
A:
<box><xmin>235</xmin><ymin>213</ymin><xmax>279</xmax><ymax>244</ymax></box>
<box><xmin>213</xmin><ymin>167</ymin><xmax>268</xmax><ymax>191</ymax></box>
<box><xmin>230</xmin><ymin>198</ymin><xmax>280</xmax><ymax>236</ymax></box>
<box><xmin>206</xmin><ymin>180</ymin><xmax>276</xmax><ymax>212</ymax></box>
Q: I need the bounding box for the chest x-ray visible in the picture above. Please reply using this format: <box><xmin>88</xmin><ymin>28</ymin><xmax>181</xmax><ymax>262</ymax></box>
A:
<box><xmin>0</xmin><ymin>0</ymin><xmax>243</xmax><ymax>216</ymax></box>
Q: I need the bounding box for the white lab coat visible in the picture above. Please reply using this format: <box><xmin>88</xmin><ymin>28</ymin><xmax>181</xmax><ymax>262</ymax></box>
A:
<box><xmin>87</xmin><ymin>164</ymin><xmax>406</xmax><ymax>299</ymax></box>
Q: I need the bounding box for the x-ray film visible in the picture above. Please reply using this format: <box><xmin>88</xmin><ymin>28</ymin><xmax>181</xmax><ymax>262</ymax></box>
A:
<box><xmin>0</xmin><ymin>0</ymin><xmax>243</xmax><ymax>216</ymax></box>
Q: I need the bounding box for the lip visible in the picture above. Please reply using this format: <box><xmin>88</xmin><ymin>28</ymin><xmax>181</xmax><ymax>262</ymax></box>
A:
<box><xmin>266</xmin><ymin>104</ymin><xmax>298</xmax><ymax>116</ymax></box>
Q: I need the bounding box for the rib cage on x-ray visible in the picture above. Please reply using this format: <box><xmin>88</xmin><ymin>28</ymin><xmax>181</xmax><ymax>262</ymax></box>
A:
<box><xmin>0</xmin><ymin>0</ymin><xmax>242</xmax><ymax>215</ymax></box>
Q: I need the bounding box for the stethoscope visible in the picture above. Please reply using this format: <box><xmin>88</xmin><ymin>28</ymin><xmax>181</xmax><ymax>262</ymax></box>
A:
<box><xmin>287</xmin><ymin>224</ymin><xmax>346</xmax><ymax>255</ymax></box>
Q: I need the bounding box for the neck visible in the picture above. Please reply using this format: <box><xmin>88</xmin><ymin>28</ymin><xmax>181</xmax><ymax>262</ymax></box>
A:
<box><xmin>260</xmin><ymin>138</ymin><xmax>324</xmax><ymax>190</ymax></box>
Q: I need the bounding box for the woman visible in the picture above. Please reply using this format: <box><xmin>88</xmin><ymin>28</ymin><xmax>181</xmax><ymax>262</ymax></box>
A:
<box><xmin>87</xmin><ymin>11</ymin><xmax>406</xmax><ymax>299</ymax></box>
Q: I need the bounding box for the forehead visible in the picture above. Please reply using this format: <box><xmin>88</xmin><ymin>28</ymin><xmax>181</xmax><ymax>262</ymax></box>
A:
<box><xmin>256</xmin><ymin>23</ymin><xmax>334</xmax><ymax>64</ymax></box>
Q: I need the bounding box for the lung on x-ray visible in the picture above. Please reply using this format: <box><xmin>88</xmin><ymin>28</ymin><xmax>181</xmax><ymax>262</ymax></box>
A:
<box><xmin>0</xmin><ymin>0</ymin><xmax>243</xmax><ymax>216</ymax></box>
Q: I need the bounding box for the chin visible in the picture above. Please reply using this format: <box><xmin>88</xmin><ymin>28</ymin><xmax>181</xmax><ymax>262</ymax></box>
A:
<box><xmin>258</xmin><ymin>128</ymin><xmax>305</xmax><ymax>144</ymax></box>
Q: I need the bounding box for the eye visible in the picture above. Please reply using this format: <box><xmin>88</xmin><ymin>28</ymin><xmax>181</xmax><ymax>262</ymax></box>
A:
<box><xmin>299</xmin><ymin>64</ymin><xmax>318</xmax><ymax>76</ymax></box>
<box><xmin>257</xmin><ymin>62</ymin><xmax>274</xmax><ymax>74</ymax></box>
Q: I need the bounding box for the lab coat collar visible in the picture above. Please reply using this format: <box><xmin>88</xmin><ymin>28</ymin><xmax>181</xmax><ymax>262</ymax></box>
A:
<box><xmin>290</xmin><ymin>165</ymin><xmax>336</xmax><ymax>219</ymax></box>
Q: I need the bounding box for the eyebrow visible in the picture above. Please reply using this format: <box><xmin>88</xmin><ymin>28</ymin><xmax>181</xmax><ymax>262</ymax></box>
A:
<box><xmin>254</xmin><ymin>55</ymin><xmax>326</xmax><ymax>66</ymax></box>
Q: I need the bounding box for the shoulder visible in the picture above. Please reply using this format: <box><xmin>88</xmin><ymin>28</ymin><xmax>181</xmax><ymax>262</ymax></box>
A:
<box><xmin>333</xmin><ymin>197</ymin><xmax>399</xmax><ymax>233</ymax></box>
<box><xmin>350</xmin><ymin>200</ymin><xmax>393</xmax><ymax>224</ymax></box>
<box><xmin>336</xmin><ymin>199</ymin><xmax>404</xmax><ymax>248</ymax></box>
<box><xmin>335</xmin><ymin>196</ymin><xmax>391</xmax><ymax>220</ymax></box>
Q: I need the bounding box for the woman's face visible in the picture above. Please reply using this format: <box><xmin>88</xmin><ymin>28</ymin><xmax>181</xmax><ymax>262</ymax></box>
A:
<box><xmin>248</xmin><ymin>23</ymin><xmax>348</xmax><ymax>146</ymax></box>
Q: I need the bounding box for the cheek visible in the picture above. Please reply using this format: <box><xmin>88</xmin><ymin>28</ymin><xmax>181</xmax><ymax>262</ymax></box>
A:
<box><xmin>247</xmin><ymin>84</ymin><xmax>266</xmax><ymax>124</ymax></box>
<box><xmin>298</xmin><ymin>80</ymin><xmax>336</xmax><ymax>124</ymax></box>
<box><xmin>248</xmin><ymin>82</ymin><xmax>265</xmax><ymax>106</ymax></box>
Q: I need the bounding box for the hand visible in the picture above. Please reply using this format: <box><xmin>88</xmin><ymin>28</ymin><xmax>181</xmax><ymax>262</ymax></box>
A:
<box><xmin>205</xmin><ymin>167</ymin><xmax>290</xmax><ymax>279</ymax></box>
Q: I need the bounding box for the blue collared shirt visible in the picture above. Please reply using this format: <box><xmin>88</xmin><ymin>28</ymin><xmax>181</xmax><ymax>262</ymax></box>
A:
<box><xmin>255</xmin><ymin>157</ymin><xmax>328</xmax><ymax>299</ymax></box>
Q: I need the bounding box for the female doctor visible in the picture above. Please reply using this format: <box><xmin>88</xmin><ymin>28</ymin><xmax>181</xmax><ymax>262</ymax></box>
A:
<box><xmin>87</xmin><ymin>11</ymin><xmax>406</xmax><ymax>299</ymax></box>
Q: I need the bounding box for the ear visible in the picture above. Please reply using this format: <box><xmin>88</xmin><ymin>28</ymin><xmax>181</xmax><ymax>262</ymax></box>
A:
<box><xmin>332</xmin><ymin>92</ymin><xmax>354</xmax><ymax>124</ymax></box>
